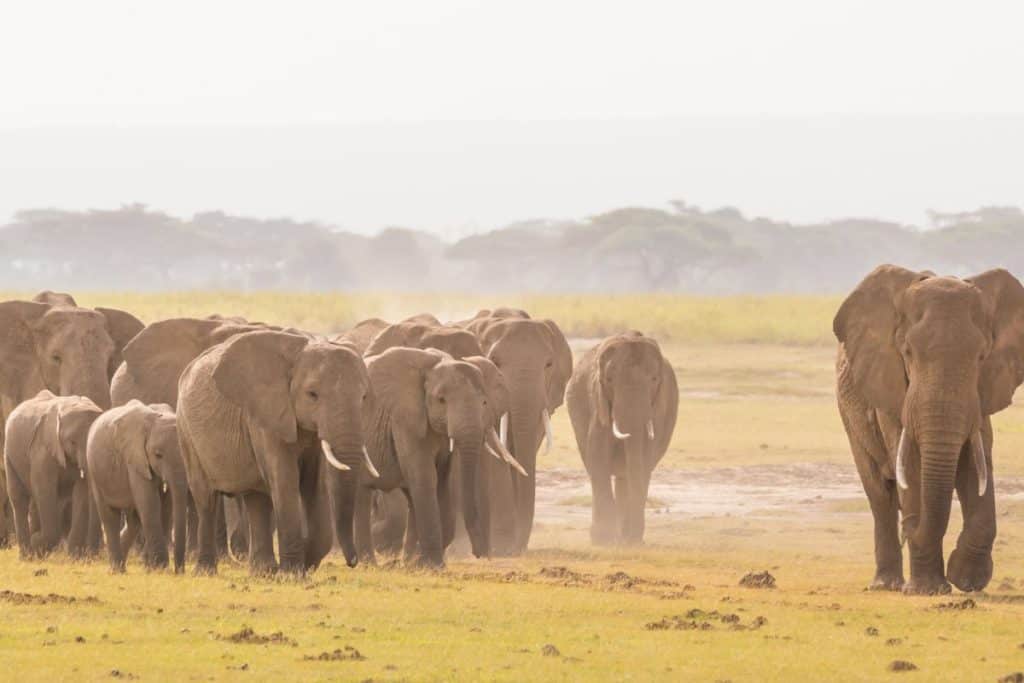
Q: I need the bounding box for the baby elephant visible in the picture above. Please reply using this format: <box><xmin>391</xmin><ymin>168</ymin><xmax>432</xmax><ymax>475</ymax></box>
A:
<box><xmin>87</xmin><ymin>400</ymin><xmax>187</xmax><ymax>573</ymax></box>
<box><xmin>3</xmin><ymin>391</ymin><xmax>104</xmax><ymax>558</ymax></box>
<box><xmin>567</xmin><ymin>332</ymin><xmax>678</xmax><ymax>545</ymax></box>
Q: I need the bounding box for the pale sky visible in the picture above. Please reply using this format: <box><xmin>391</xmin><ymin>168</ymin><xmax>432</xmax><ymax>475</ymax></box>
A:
<box><xmin>1</xmin><ymin>1</ymin><xmax>1022</xmax><ymax>233</ymax></box>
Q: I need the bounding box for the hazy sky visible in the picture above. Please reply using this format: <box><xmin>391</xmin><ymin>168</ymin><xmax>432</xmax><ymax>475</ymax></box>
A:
<box><xmin>2</xmin><ymin>1</ymin><xmax>1022</xmax><ymax>234</ymax></box>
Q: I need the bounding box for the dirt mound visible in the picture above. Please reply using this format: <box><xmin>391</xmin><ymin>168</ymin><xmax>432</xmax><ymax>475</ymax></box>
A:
<box><xmin>303</xmin><ymin>646</ymin><xmax>365</xmax><ymax>662</ymax></box>
<box><xmin>888</xmin><ymin>660</ymin><xmax>918</xmax><ymax>672</ymax></box>
<box><xmin>538</xmin><ymin>566</ymin><xmax>587</xmax><ymax>585</ymax></box>
<box><xmin>218</xmin><ymin>625</ymin><xmax>296</xmax><ymax>646</ymax></box>
<box><xmin>934</xmin><ymin>598</ymin><xmax>976</xmax><ymax>611</ymax></box>
<box><xmin>645</xmin><ymin>609</ymin><xmax>766</xmax><ymax>632</ymax></box>
<box><xmin>998</xmin><ymin>673</ymin><xmax>1024</xmax><ymax>683</ymax></box>
<box><xmin>739</xmin><ymin>571</ymin><xmax>776</xmax><ymax>589</ymax></box>
<box><xmin>0</xmin><ymin>590</ymin><xmax>99</xmax><ymax>605</ymax></box>
<box><xmin>541</xmin><ymin>644</ymin><xmax>561</xmax><ymax>657</ymax></box>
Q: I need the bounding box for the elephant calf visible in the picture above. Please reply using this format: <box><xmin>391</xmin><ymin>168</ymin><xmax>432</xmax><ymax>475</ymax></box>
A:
<box><xmin>3</xmin><ymin>391</ymin><xmax>104</xmax><ymax>558</ymax></box>
<box><xmin>87</xmin><ymin>400</ymin><xmax>187</xmax><ymax>573</ymax></box>
<box><xmin>567</xmin><ymin>332</ymin><xmax>678</xmax><ymax>546</ymax></box>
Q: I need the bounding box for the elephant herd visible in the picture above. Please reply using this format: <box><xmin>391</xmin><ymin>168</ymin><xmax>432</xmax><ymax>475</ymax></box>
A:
<box><xmin>0</xmin><ymin>297</ymin><xmax>678</xmax><ymax>577</ymax></box>
<box><xmin>2</xmin><ymin>264</ymin><xmax>1023</xmax><ymax>598</ymax></box>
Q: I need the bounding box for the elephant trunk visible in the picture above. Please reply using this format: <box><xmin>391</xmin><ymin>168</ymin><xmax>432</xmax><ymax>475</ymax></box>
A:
<box><xmin>62</xmin><ymin>363</ymin><xmax>112</xmax><ymax>410</ymax></box>
<box><xmin>508</xmin><ymin>384</ymin><xmax>545</xmax><ymax>553</ymax></box>
<box><xmin>454</xmin><ymin>428</ymin><xmax>485</xmax><ymax>558</ymax></box>
<box><xmin>320</xmin><ymin>436</ymin><xmax>363</xmax><ymax>568</ymax></box>
<box><xmin>169</xmin><ymin>469</ymin><xmax>188</xmax><ymax>574</ymax></box>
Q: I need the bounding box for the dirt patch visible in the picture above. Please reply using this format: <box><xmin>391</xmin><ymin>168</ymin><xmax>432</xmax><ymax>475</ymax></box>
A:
<box><xmin>109</xmin><ymin>671</ymin><xmax>138</xmax><ymax>680</ymax></box>
<box><xmin>541</xmin><ymin>644</ymin><xmax>561</xmax><ymax>657</ymax></box>
<box><xmin>739</xmin><ymin>571</ymin><xmax>776</xmax><ymax>589</ymax></box>
<box><xmin>933</xmin><ymin>599</ymin><xmax>976</xmax><ymax>611</ymax></box>
<box><xmin>888</xmin><ymin>660</ymin><xmax>918</xmax><ymax>672</ymax></box>
<box><xmin>998</xmin><ymin>674</ymin><xmax>1024</xmax><ymax>683</ymax></box>
<box><xmin>0</xmin><ymin>590</ymin><xmax>99</xmax><ymax>605</ymax></box>
<box><xmin>303</xmin><ymin>646</ymin><xmax>365</xmax><ymax>662</ymax></box>
<box><xmin>645</xmin><ymin>609</ymin><xmax>766</xmax><ymax>632</ymax></box>
<box><xmin>217</xmin><ymin>625</ymin><xmax>296</xmax><ymax>646</ymax></box>
<box><xmin>538</xmin><ymin>566</ymin><xmax>588</xmax><ymax>586</ymax></box>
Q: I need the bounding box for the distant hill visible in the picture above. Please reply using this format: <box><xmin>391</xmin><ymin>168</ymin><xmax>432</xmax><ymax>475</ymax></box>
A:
<box><xmin>2</xmin><ymin>202</ymin><xmax>1021</xmax><ymax>293</ymax></box>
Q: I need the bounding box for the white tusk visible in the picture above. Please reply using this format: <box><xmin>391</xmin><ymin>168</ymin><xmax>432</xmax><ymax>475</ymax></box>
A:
<box><xmin>162</xmin><ymin>481</ymin><xmax>168</xmax><ymax>494</ymax></box>
<box><xmin>542</xmin><ymin>409</ymin><xmax>553</xmax><ymax>454</ymax></box>
<box><xmin>895</xmin><ymin>428</ymin><xmax>909</xmax><ymax>490</ymax></box>
<box><xmin>79</xmin><ymin>468</ymin><xmax>85</xmax><ymax>479</ymax></box>
<box><xmin>321</xmin><ymin>440</ymin><xmax>351</xmax><ymax>471</ymax></box>
<box><xmin>363</xmin><ymin>446</ymin><xmax>380</xmax><ymax>478</ymax></box>
<box><xmin>487</xmin><ymin>427</ymin><xmax>528</xmax><ymax>476</ymax></box>
<box><xmin>499</xmin><ymin>412</ymin><xmax>509</xmax><ymax>448</ymax></box>
<box><xmin>646</xmin><ymin>419</ymin><xmax>655</xmax><ymax>441</ymax></box>
<box><xmin>449</xmin><ymin>437</ymin><xmax>455</xmax><ymax>453</ymax></box>
<box><xmin>612</xmin><ymin>420</ymin><xmax>630</xmax><ymax>440</ymax></box>
<box><xmin>970</xmin><ymin>430</ymin><xmax>988</xmax><ymax>497</ymax></box>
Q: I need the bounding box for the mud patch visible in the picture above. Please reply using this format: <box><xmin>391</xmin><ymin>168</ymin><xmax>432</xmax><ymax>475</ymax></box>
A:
<box><xmin>888</xmin><ymin>660</ymin><xmax>918</xmax><ymax>672</ymax></box>
<box><xmin>933</xmin><ymin>599</ymin><xmax>976</xmax><ymax>611</ymax></box>
<box><xmin>998</xmin><ymin>673</ymin><xmax>1024</xmax><ymax>683</ymax></box>
<box><xmin>645</xmin><ymin>609</ymin><xmax>766</xmax><ymax>632</ymax></box>
<box><xmin>739</xmin><ymin>571</ymin><xmax>776</xmax><ymax>589</ymax></box>
<box><xmin>303</xmin><ymin>646</ymin><xmax>365</xmax><ymax>662</ymax></box>
<box><xmin>217</xmin><ymin>625</ymin><xmax>297</xmax><ymax>646</ymax></box>
<box><xmin>0</xmin><ymin>590</ymin><xmax>99</xmax><ymax>605</ymax></box>
<box><xmin>541</xmin><ymin>644</ymin><xmax>561</xmax><ymax>657</ymax></box>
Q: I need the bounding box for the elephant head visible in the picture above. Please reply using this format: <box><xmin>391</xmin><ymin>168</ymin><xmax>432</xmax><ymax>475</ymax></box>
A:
<box><xmin>468</xmin><ymin>313</ymin><xmax>572</xmax><ymax>553</ymax></box>
<box><xmin>0</xmin><ymin>299</ymin><xmax>143</xmax><ymax>410</ymax></box>
<box><xmin>834</xmin><ymin>266</ymin><xmax>1024</xmax><ymax>592</ymax></box>
<box><xmin>365</xmin><ymin>348</ymin><xmax>515</xmax><ymax>564</ymax></box>
<box><xmin>47</xmin><ymin>392</ymin><xmax>105</xmax><ymax>474</ymax></box>
<box><xmin>112</xmin><ymin>401</ymin><xmax>188</xmax><ymax>572</ymax></box>
<box><xmin>333</xmin><ymin>318</ymin><xmax>390</xmax><ymax>355</ymax></box>
<box><xmin>593</xmin><ymin>332</ymin><xmax>668</xmax><ymax>442</ymax></box>
<box><xmin>113</xmin><ymin>317</ymin><xmax>265</xmax><ymax>407</ymax></box>
<box><xmin>364</xmin><ymin>321</ymin><xmax>483</xmax><ymax>361</ymax></box>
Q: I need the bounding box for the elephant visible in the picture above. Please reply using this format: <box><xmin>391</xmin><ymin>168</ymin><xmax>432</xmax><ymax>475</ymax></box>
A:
<box><xmin>3</xmin><ymin>391</ymin><xmax>104</xmax><ymax>558</ymax></box>
<box><xmin>354</xmin><ymin>347</ymin><xmax>523</xmax><ymax>567</ymax></box>
<box><xmin>361</xmin><ymin>321</ymin><xmax>517</xmax><ymax>558</ymax></box>
<box><xmin>333</xmin><ymin>318</ymin><xmax>390</xmax><ymax>355</ymax></box>
<box><xmin>834</xmin><ymin>266</ymin><xmax>1024</xmax><ymax>595</ymax></box>
<box><xmin>86</xmin><ymin>400</ymin><xmax>187</xmax><ymax>573</ymax></box>
<box><xmin>176</xmin><ymin>330</ymin><xmax>373</xmax><ymax>575</ymax></box>
<box><xmin>566</xmin><ymin>332</ymin><xmax>678</xmax><ymax>545</ymax></box>
<box><xmin>458</xmin><ymin>309</ymin><xmax>573</xmax><ymax>555</ymax></box>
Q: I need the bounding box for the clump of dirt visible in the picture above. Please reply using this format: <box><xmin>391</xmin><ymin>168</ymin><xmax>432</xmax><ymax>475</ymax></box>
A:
<box><xmin>541</xmin><ymin>644</ymin><xmax>561</xmax><ymax>657</ymax></box>
<box><xmin>888</xmin><ymin>660</ymin><xmax>917</xmax><ymax>672</ymax></box>
<box><xmin>109</xmin><ymin>671</ymin><xmax>138</xmax><ymax>680</ymax></box>
<box><xmin>997</xmin><ymin>577</ymin><xmax>1017</xmax><ymax>591</ymax></box>
<box><xmin>645</xmin><ymin>610</ymin><xmax>765</xmax><ymax>632</ymax></box>
<box><xmin>0</xmin><ymin>590</ymin><xmax>99</xmax><ymax>605</ymax></box>
<box><xmin>33</xmin><ymin>569</ymin><xmax>48</xmax><ymax>577</ymax></box>
<box><xmin>539</xmin><ymin>566</ymin><xmax>587</xmax><ymax>586</ymax></box>
<box><xmin>218</xmin><ymin>625</ymin><xmax>296</xmax><ymax>646</ymax></box>
<box><xmin>303</xmin><ymin>646</ymin><xmax>365</xmax><ymax>662</ymax></box>
<box><xmin>934</xmin><ymin>599</ymin><xmax>976</xmax><ymax>611</ymax></box>
<box><xmin>739</xmin><ymin>571</ymin><xmax>776</xmax><ymax>589</ymax></box>
<box><xmin>865</xmin><ymin>627</ymin><xmax>880</xmax><ymax>636</ymax></box>
<box><xmin>886</xmin><ymin>638</ymin><xmax>903</xmax><ymax>646</ymax></box>
<box><xmin>998</xmin><ymin>673</ymin><xmax>1024</xmax><ymax>683</ymax></box>
<box><xmin>604</xmin><ymin>571</ymin><xmax>644</xmax><ymax>589</ymax></box>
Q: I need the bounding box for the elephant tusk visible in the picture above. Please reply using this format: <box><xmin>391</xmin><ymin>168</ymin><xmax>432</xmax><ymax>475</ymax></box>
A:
<box><xmin>162</xmin><ymin>481</ymin><xmax>168</xmax><ymax>494</ymax></box>
<box><xmin>542</xmin><ymin>408</ymin><xmax>553</xmax><ymax>454</ymax></box>
<box><xmin>612</xmin><ymin>420</ymin><xmax>630</xmax><ymax>440</ymax></box>
<box><xmin>449</xmin><ymin>437</ymin><xmax>455</xmax><ymax>453</ymax></box>
<box><xmin>79</xmin><ymin>468</ymin><xmax>85</xmax><ymax>479</ymax></box>
<box><xmin>320</xmin><ymin>440</ymin><xmax>351</xmax><ymax>471</ymax></box>
<box><xmin>895</xmin><ymin>428</ymin><xmax>910</xmax><ymax>490</ymax></box>
<box><xmin>970</xmin><ymin>430</ymin><xmax>988</xmax><ymax>497</ymax></box>
<box><xmin>646</xmin><ymin>419</ymin><xmax>655</xmax><ymax>441</ymax></box>
<box><xmin>499</xmin><ymin>412</ymin><xmax>509</xmax><ymax>448</ymax></box>
<box><xmin>487</xmin><ymin>428</ymin><xmax>528</xmax><ymax>476</ymax></box>
<box><xmin>363</xmin><ymin>447</ymin><xmax>381</xmax><ymax>478</ymax></box>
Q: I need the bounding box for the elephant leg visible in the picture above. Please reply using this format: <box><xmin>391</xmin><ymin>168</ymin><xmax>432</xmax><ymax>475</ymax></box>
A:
<box><xmin>585</xmin><ymin>431</ymin><xmax>618</xmax><ymax>546</ymax></box>
<box><xmin>301</xmin><ymin>464</ymin><xmax>334</xmax><ymax>571</ymax></box>
<box><xmin>354</xmin><ymin>484</ymin><xmax>377</xmax><ymax>565</ymax></box>
<box><xmin>242</xmin><ymin>492</ymin><xmax>277</xmax><ymax>576</ymax></box>
<box><xmin>230</xmin><ymin>497</ymin><xmax>251</xmax><ymax>559</ymax></box>
<box><xmin>30</xmin><ymin>474</ymin><xmax>62</xmax><ymax>557</ymax></box>
<box><xmin>487</xmin><ymin>459</ymin><xmax>518</xmax><ymax>556</ymax></box>
<box><xmin>402</xmin><ymin>490</ymin><xmax>421</xmax><ymax>565</ymax></box>
<box><xmin>120</xmin><ymin>511</ymin><xmax>140</xmax><ymax>555</ymax></box>
<box><xmin>948</xmin><ymin>421</ymin><xmax>996</xmax><ymax>592</ymax></box>
<box><xmin>86</xmin><ymin>494</ymin><xmax>103</xmax><ymax>557</ymax></box>
<box><xmin>193</xmin><ymin>490</ymin><xmax>219</xmax><ymax>575</ymax></box>
<box><xmin>404</xmin><ymin>464</ymin><xmax>443</xmax><ymax>568</ymax></box>
<box><xmin>438</xmin><ymin>458</ymin><xmax>456</xmax><ymax>552</ymax></box>
<box><xmin>511</xmin><ymin>469</ymin><xmax>536</xmax><ymax>554</ymax></box>
<box><xmin>8</xmin><ymin>474</ymin><xmax>33</xmax><ymax>559</ymax></box>
<box><xmin>98</xmin><ymin>502</ymin><xmax>126</xmax><ymax>573</ymax></box>
<box><xmin>214</xmin><ymin>494</ymin><xmax>230</xmax><ymax>559</ymax></box>
<box><xmin>325</xmin><ymin>468</ymin><xmax>358</xmax><ymax>568</ymax></box>
<box><xmin>186</xmin><ymin>495</ymin><xmax>199</xmax><ymax>556</ymax></box>
<box><xmin>853</xmin><ymin>452</ymin><xmax>904</xmax><ymax>590</ymax></box>
<box><xmin>265</xmin><ymin>460</ymin><xmax>306</xmax><ymax>575</ymax></box>
<box><xmin>67</xmin><ymin>478</ymin><xmax>91</xmax><ymax>558</ymax></box>
<box><xmin>130</xmin><ymin>474</ymin><xmax>168</xmax><ymax>569</ymax></box>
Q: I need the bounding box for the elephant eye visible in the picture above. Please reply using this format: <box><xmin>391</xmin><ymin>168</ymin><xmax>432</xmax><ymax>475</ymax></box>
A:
<box><xmin>154</xmin><ymin>451</ymin><xmax>163</xmax><ymax>459</ymax></box>
<box><xmin>545</xmin><ymin>360</ymin><xmax>553</xmax><ymax>368</ymax></box>
<box><xmin>307</xmin><ymin>390</ymin><xmax>319</xmax><ymax>401</ymax></box>
<box><xmin>51</xmin><ymin>354</ymin><xmax>62</xmax><ymax>364</ymax></box>
<box><xmin>439</xmin><ymin>396</ymin><xmax>446</xmax><ymax>404</ymax></box>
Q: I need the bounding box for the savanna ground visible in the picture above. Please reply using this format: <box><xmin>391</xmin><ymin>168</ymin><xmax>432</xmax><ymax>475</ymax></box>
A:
<box><xmin>2</xmin><ymin>292</ymin><xmax>1023</xmax><ymax>682</ymax></box>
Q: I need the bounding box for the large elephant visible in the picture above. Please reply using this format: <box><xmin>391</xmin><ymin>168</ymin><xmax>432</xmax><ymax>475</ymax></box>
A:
<box><xmin>3</xmin><ymin>391</ymin><xmax>103</xmax><ymax>558</ymax></box>
<box><xmin>0</xmin><ymin>295</ymin><xmax>143</xmax><ymax>552</ymax></box>
<box><xmin>834</xmin><ymin>266</ymin><xmax>1024</xmax><ymax>594</ymax></box>
<box><xmin>354</xmin><ymin>348</ymin><xmax>521</xmax><ymax>567</ymax></box>
<box><xmin>566</xmin><ymin>332</ymin><xmax>678</xmax><ymax>545</ymax></box>
<box><xmin>176</xmin><ymin>330</ymin><xmax>372</xmax><ymax>575</ymax></box>
<box><xmin>459</xmin><ymin>309</ymin><xmax>573</xmax><ymax>555</ymax></box>
<box><xmin>333</xmin><ymin>318</ymin><xmax>390</xmax><ymax>354</ymax></box>
<box><xmin>87</xmin><ymin>400</ymin><xmax>187</xmax><ymax>573</ymax></box>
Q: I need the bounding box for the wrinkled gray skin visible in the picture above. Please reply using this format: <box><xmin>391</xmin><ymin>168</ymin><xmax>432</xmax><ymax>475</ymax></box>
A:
<box><xmin>110</xmin><ymin>315</ymin><xmax>270</xmax><ymax>559</ymax></box>
<box><xmin>361</xmin><ymin>320</ymin><xmax>513</xmax><ymax>559</ymax></box>
<box><xmin>0</xmin><ymin>292</ymin><xmax>143</xmax><ymax>552</ymax></box>
<box><xmin>458</xmin><ymin>309</ymin><xmax>573</xmax><ymax>555</ymax></box>
<box><xmin>177</xmin><ymin>330</ymin><xmax>371</xmax><ymax>576</ymax></box>
<box><xmin>835</xmin><ymin>266</ymin><xmax>1024</xmax><ymax>595</ymax></box>
<box><xmin>354</xmin><ymin>347</ymin><xmax>494</xmax><ymax>567</ymax></box>
<box><xmin>333</xmin><ymin>318</ymin><xmax>391</xmax><ymax>355</ymax></box>
<box><xmin>87</xmin><ymin>401</ymin><xmax>187</xmax><ymax>573</ymax></box>
<box><xmin>4</xmin><ymin>391</ymin><xmax>103</xmax><ymax>558</ymax></box>
<box><xmin>567</xmin><ymin>332</ymin><xmax>678</xmax><ymax>545</ymax></box>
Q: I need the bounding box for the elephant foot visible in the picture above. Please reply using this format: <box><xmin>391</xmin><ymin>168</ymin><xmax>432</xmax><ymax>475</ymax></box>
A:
<box><xmin>902</xmin><ymin>575</ymin><xmax>951</xmax><ymax>596</ymax></box>
<box><xmin>947</xmin><ymin>548</ymin><xmax>993</xmax><ymax>593</ymax></box>
<box><xmin>868</xmin><ymin>572</ymin><xmax>905</xmax><ymax>591</ymax></box>
<box><xmin>193</xmin><ymin>557</ymin><xmax>218</xmax><ymax>576</ymax></box>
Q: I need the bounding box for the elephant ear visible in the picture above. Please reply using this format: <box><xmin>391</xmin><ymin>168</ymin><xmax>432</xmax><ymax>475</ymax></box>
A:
<box><xmin>212</xmin><ymin>331</ymin><xmax>309</xmax><ymax>443</ymax></box>
<box><xmin>0</xmin><ymin>301</ymin><xmax>50</xmax><ymax>397</ymax></box>
<box><xmin>419</xmin><ymin>327</ymin><xmax>483</xmax><ymax>359</ymax></box>
<box><xmin>364</xmin><ymin>322</ymin><xmax>428</xmax><ymax>357</ymax></box>
<box><xmin>96</xmin><ymin>307</ymin><xmax>146</xmax><ymax>380</ymax></box>
<box><xmin>540</xmin><ymin>319</ymin><xmax>573</xmax><ymax>412</ymax></box>
<box><xmin>366</xmin><ymin>347</ymin><xmax>444</xmax><ymax>440</ymax></box>
<box><xmin>462</xmin><ymin>355</ymin><xmax>510</xmax><ymax>419</ymax></box>
<box><xmin>833</xmin><ymin>265</ymin><xmax>924</xmax><ymax>417</ymax></box>
<box><xmin>114</xmin><ymin>400</ymin><xmax>158</xmax><ymax>481</ymax></box>
<box><xmin>968</xmin><ymin>269</ymin><xmax>1024</xmax><ymax>415</ymax></box>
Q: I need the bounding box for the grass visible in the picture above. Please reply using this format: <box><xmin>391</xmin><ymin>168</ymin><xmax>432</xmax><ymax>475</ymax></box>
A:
<box><xmin>3</xmin><ymin>292</ymin><xmax>1024</xmax><ymax>681</ymax></box>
